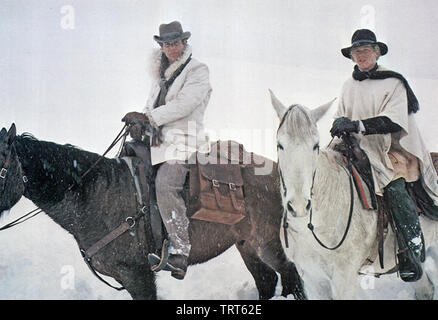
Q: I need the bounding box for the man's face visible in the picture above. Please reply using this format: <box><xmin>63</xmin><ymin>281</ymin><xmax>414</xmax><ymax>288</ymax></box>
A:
<box><xmin>161</xmin><ymin>40</ymin><xmax>186</xmax><ymax>63</ymax></box>
<box><xmin>351</xmin><ymin>45</ymin><xmax>380</xmax><ymax>72</ymax></box>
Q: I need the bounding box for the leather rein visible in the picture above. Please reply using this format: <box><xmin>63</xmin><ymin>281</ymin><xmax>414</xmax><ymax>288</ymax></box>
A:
<box><xmin>306</xmin><ymin>154</ymin><xmax>356</xmax><ymax>250</ymax></box>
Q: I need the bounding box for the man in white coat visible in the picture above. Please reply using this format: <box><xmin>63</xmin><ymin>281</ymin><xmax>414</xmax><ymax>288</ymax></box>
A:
<box><xmin>330</xmin><ymin>29</ymin><xmax>438</xmax><ymax>282</ymax></box>
<box><xmin>123</xmin><ymin>21</ymin><xmax>212</xmax><ymax>279</ymax></box>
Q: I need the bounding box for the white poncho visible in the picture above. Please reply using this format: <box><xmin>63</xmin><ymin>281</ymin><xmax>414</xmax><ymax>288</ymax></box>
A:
<box><xmin>335</xmin><ymin>66</ymin><xmax>438</xmax><ymax>205</ymax></box>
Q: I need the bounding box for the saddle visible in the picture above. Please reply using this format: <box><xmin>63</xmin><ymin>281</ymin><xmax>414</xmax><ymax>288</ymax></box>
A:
<box><xmin>118</xmin><ymin>138</ymin><xmax>259</xmax><ymax>255</ymax></box>
<box><xmin>335</xmin><ymin>136</ymin><xmax>438</xmax><ymax>272</ymax></box>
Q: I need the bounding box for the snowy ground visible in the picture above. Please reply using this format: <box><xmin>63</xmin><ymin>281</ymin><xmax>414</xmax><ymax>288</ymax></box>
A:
<box><xmin>0</xmin><ymin>197</ymin><xmax>435</xmax><ymax>300</ymax></box>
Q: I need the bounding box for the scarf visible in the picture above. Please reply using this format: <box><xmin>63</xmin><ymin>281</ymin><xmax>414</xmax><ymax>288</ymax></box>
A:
<box><xmin>151</xmin><ymin>52</ymin><xmax>192</xmax><ymax>146</ymax></box>
<box><xmin>352</xmin><ymin>64</ymin><xmax>419</xmax><ymax>114</ymax></box>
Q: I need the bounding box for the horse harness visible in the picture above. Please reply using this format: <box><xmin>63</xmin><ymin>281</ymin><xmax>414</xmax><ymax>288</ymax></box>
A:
<box><xmin>277</xmin><ymin>107</ymin><xmax>356</xmax><ymax>251</ymax></box>
<box><xmin>0</xmin><ymin>144</ymin><xmax>28</xmax><ymax>192</ymax></box>
<box><xmin>278</xmin><ymin>124</ymin><xmax>398</xmax><ymax>276</ymax></box>
<box><xmin>78</xmin><ymin>126</ymin><xmax>150</xmax><ymax>291</ymax></box>
<box><xmin>0</xmin><ymin>125</ymin><xmax>139</xmax><ymax>291</ymax></box>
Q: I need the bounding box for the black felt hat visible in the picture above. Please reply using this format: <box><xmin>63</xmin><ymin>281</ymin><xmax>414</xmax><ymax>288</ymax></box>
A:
<box><xmin>341</xmin><ymin>29</ymin><xmax>388</xmax><ymax>58</ymax></box>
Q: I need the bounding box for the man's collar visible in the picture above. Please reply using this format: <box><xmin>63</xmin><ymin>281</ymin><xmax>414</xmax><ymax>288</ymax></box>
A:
<box><xmin>163</xmin><ymin>45</ymin><xmax>192</xmax><ymax>80</ymax></box>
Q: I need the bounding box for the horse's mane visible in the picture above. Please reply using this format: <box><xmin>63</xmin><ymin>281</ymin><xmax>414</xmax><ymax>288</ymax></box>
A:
<box><xmin>281</xmin><ymin>105</ymin><xmax>319</xmax><ymax>143</ymax></box>
<box><xmin>14</xmin><ymin>133</ymin><xmax>125</xmax><ymax>206</ymax></box>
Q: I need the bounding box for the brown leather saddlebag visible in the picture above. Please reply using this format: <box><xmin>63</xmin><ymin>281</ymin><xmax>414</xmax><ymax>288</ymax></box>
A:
<box><xmin>189</xmin><ymin>160</ymin><xmax>246</xmax><ymax>225</ymax></box>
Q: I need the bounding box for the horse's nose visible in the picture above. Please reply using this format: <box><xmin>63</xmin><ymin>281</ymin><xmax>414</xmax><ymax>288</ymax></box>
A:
<box><xmin>286</xmin><ymin>199</ymin><xmax>311</xmax><ymax>218</ymax></box>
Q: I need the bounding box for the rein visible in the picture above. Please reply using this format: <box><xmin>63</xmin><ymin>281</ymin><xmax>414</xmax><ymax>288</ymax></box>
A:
<box><xmin>307</xmin><ymin>158</ymin><xmax>355</xmax><ymax>250</ymax></box>
<box><xmin>280</xmin><ymin>134</ymin><xmax>356</xmax><ymax>251</ymax></box>
<box><xmin>0</xmin><ymin>124</ymin><xmax>129</xmax><ymax>230</ymax></box>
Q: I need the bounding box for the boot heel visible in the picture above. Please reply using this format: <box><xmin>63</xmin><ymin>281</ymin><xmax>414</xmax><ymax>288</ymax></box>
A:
<box><xmin>397</xmin><ymin>249</ymin><xmax>423</xmax><ymax>282</ymax></box>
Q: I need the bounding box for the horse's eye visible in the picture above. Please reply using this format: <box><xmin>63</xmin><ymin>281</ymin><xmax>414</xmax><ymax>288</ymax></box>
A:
<box><xmin>313</xmin><ymin>143</ymin><xmax>319</xmax><ymax>151</ymax></box>
<box><xmin>277</xmin><ymin>143</ymin><xmax>284</xmax><ymax>151</ymax></box>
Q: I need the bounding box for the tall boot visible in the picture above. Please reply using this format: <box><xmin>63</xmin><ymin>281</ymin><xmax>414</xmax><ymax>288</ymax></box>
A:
<box><xmin>384</xmin><ymin>178</ymin><xmax>424</xmax><ymax>282</ymax></box>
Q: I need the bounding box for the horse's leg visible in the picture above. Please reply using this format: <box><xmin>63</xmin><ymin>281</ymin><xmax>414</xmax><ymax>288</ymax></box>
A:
<box><xmin>411</xmin><ymin>246</ymin><xmax>438</xmax><ymax>300</ymax></box>
<box><xmin>235</xmin><ymin>241</ymin><xmax>278</xmax><ymax>300</ymax></box>
<box><xmin>256</xmin><ymin>238</ymin><xmax>307</xmax><ymax>300</ymax></box>
<box><xmin>412</xmin><ymin>271</ymin><xmax>434</xmax><ymax>300</ymax></box>
<box><xmin>331</xmin><ymin>266</ymin><xmax>359</xmax><ymax>300</ymax></box>
<box><xmin>117</xmin><ymin>264</ymin><xmax>157</xmax><ymax>300</ymax></box>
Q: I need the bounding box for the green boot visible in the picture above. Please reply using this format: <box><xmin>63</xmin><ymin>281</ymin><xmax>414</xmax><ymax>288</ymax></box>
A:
<box><xmin>384</xmin><ymin>178</ymin><xmax>424</xmax><ymax>282</ymax></box>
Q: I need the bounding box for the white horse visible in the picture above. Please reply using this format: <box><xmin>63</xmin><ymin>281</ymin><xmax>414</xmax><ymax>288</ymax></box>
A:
<box><xmin>269</xmin><ymin>90</ymin><xmax>438</xmax><ymax>299</ymax></box>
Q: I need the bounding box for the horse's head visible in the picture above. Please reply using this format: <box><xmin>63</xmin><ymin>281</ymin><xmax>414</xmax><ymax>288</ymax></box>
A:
<box><xmin>0</xmin><ymin>124</ymin><xmax>25</xmax><ymax>216</ymax></box>
<box><xmin>270</xmin><ymin>90</ymin><xmax>334</xmax><ymax>218</ymax></box>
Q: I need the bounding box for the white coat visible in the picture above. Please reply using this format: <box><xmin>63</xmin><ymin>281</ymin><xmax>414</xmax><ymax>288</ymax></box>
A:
<box><xmin>143</xmin><ymin>45</ymin><xmax>212</xmax><ymax>165</ymax></box>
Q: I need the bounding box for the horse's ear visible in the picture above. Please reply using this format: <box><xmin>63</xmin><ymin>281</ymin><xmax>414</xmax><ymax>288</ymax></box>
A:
<box><xmin>7</xmin><ymin>123</ymin><xmax>16</xmax><ymax>145</ymax></box>
<box><xmin>310</xmin><ymin>98</ymin><xmax>336</xmax><ymax>122</ymax></box>
<box><xmin>269</xmin><ymin>89</ymin><xmax>288</xmax><ymax>120</ymax></box>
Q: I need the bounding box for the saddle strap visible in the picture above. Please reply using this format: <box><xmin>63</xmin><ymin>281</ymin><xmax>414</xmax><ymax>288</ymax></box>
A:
<box><xmin>229</xmin><ymin>188</ymin><xmax>243</xmax><ymax>211</ymax></box>
<box><xmin>84</xmin><ymin>220</ymin><xmax>134</xmax><ymax>258</ymax></box>
<box><xmin>79</xmin><ymin>211</ymin><xmax>145</xmax><ymax>291</ymax></box>
<box><xmin>377</xmin><ymin>196</ymin><xmax>388</xmax><ymax>269</ymax></box>
<box><xmin>83</xmin><ymin>208</ymin><xmax>147</xmax><ymax>260</ymax></box>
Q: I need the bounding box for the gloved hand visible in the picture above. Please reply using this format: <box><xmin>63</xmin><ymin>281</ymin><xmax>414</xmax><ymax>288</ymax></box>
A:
<box><xmin>128</xmin><ymin>123</ymin><xmax>145</xmax><ymax>141</ymax></box>
<box><xmin>330</xmin><ymin>117</ymin><xmax>360</xmax><ymax>138</ymax></box>
<box><xmin>122</xmin><ymin>111</ymin><xmax>149</xmax><ymax>127</ymax></box>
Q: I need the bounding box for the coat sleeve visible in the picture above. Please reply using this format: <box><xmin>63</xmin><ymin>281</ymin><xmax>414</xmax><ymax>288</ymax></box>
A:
<box><xmin>378</xmin><ymin>80</ymin><xmax>409</xmax><ymax>134</ymax></box>
<box><xmin>147</xmin><ymin>63</ymin><xmax>211</xmax><ymax>127</ymax></box>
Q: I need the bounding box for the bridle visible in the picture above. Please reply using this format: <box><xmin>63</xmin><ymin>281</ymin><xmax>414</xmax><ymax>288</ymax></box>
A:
<box><xmin>0</xmin><ymin>142</ymin><xmax>33</xmax><ymax>231</ymax></box>
<box><xmin>0</xmin><ymin>143</ymin><xmax>28</xmax><ymax>193</ymax></box>
<box><xmin>278</xmin><ymin>108</ymin><xmax>356</xmax><ymax>250</ymax></box>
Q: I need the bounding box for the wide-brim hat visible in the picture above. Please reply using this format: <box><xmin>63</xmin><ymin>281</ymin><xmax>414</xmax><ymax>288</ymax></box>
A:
<box><xmin>341</xmin><ymin>29</ymin><xmax>388</xmax><ymax>59</ymax></box>
<box><xmin>153</xmin><ymin>21</ymin><xmax>191</xmax><ymax>44</ymax></box>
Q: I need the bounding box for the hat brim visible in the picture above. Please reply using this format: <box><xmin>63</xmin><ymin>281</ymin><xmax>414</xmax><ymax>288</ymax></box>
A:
<box><xmin>341</xmin><ymin>41</ymin><xmax>388</xmax><ymax>58</ymax></box>
<box><xmin>154</xmin><ymin>31</ymin><xmax>191</xmax><ymax>44</ymax></box>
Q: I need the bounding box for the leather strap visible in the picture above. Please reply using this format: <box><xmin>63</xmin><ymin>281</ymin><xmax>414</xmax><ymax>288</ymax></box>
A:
<box><xmin>84</xmin><ymin>220</ymin><xmax>134</xmax><ymax>258</ymax></box>
<box><xmin>212</xmin><ymin>182</ymin><xmax>226</xmax><ymax>210</ymax></box>
<box><xmin>229</xmin><ymin>187</ymin><xmax>242</xmax><ymax>211</ymax></box>
<box><xmin>377</xmin><ymin>196</ymin><xmax>388</xmax><ymax>269</ymax></box>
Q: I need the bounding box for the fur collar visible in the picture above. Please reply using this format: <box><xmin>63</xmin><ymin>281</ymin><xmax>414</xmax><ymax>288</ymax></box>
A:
<box><xmin>149</xmin><ymin>45</ymin><xmax>193</xmax><ymax>81</ymax></box>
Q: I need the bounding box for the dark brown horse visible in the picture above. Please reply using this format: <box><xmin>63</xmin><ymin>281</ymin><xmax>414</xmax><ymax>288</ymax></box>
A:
<box><xmin>0</xmin><ymin>124</ymin><xmax>305</xmax><ymax>300</ymax></box>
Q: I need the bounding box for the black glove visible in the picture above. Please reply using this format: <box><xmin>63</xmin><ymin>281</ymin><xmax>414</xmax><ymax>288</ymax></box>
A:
<box><xmin>330</xmin><ymin>117</ymin><xmax>360</xmax><ymax>138</ymax></box>
<box><xmin>128</xmin><ymin>123</ymin><xmax>145</xmax><ymax>141</ymax></box>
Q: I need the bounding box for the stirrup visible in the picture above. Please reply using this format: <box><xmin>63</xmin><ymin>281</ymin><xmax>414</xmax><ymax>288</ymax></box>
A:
<box><xmin>148</xmin><ymin>239</ymin><xmax>169</xmax><ymax>272</ymax></box>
